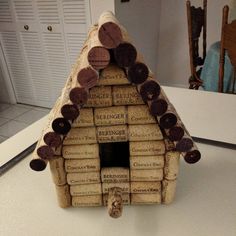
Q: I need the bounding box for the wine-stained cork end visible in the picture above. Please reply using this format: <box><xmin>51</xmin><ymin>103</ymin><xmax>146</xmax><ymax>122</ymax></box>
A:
<box><xmin>176</xmin><ymin>138</ymin><xmax>193</xmax><ymax>152</ymax></box>
<box><xmin>77</xmin><ymin>67</ymin><xmax>98</xmax><ymax>89</ymax></box>
<box><xmin>52</xmin><ymin>118</ymin><xmax>71</xmax><ymax>135</ymax></box>
<box><xmin>114</xmin><ymin>43</ymin><xmax>137</xmax><ymax>67</ymax></box>
<box><xmin>29</xmin><ymin>159</ymin><xmax>47</xmax><ymax>171</ymax></box>
<box><xmin>88</xmin><ymin>46</ymin><xmax>110</xmax><ymax>70</ymax></box>
<box><xmin>44</xmin><ymin>132</ymin><xmax>62</xmax><ymax>148</ymax></box>
<box><xmin>69</xmin><ymin>87</ymin><xmax>88</xmax><ymax>105</ymax></box>
<box><xmin>184</xmin><ymin>150</ymin><xmax>201</xmax><ymax>164</ymax></box>
<box><xmin>150</xmin><ymin>99</ymin><xmax>168</xmax><ymax>116</ymax></box>
<box><xmin>99</xmin><ymin>22</ymin><xmax>122</xmax><ymax>49</ymax></box>
<box><xmin>140</xmin><ymin>80</ymin><xmax>161</xmax><ymax>102</ymax></box>
<box><xmin>169</xmin><ymin>126</ymin><xmax>184</xmax><ymax>141</ymax></box>
<box><xmin>37</xmin><ymin>145</ymin><xmax>54</xmax><ymax>159</ymax></box>
<box><xmin>128</xmin><ymin>62</ymin><xmax>149</xmax><ymax>84</ymax></box>
<box><xmin>61</xmin><ymin>104</ymin><xmax>79</xmax><ymax>120</ymax></box>
<box><xmin>160</xmin><ymin>113</ymin><xmax>177</xmax><ymax>129</ymax></box>
<box><xmin>107</xmin><ymin>187</ymin><xmax>123</xmax><ymax>218</ymax></box>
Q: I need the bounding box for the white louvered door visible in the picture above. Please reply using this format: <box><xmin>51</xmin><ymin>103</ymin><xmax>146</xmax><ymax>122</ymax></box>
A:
<box><xmin>0</xmin><ymin>0</ymin><xmax>91</xmax><ymax>107</ymax></box>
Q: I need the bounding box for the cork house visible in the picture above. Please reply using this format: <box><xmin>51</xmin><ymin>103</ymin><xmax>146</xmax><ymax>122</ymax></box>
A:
<box><xmin>30</xmin><ymin>11</ymin><xmax>201</xmax><ymax>218</ymax></box>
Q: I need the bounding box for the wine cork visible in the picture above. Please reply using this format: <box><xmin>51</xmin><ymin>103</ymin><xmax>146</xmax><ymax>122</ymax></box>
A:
<box><xmin>164</xmin><ymin>151</ymin><xmax>180</xmax><ymax>180</ymax></box>
<box><xmin>101</xmin><ymin>167</ymin><xmax>129</xmax><ymax>183</ymax></box>
<box><xmin>65</xmin><ymin>159</ymin><xmax>100</xmax><ymax>173</ymax></box>
<box><xmin>55</xmin><ymin>184</ymin><xmax>71</xmax><ymax>208</ymax></box>
<box><xmin>162</xmin><ymin>179</ymin><xmax>177</xmax><ymax>204</ymax></box>
<box><xmin>127</xmin><ymin>105</ymin><xmax>156</xmax><ymax>124</ymax></box>
<box><xmin>128</xmin><ymin>62</ymin><xmax>149</xmax><ymax>84</ymax></box>
<box><xmin>72</xmin><ymin>108</ymin><xmax>94</xmax><ymax>127</ymax></box>
<box><xmin>94</xmin><ymin>106</ymin><xmax>127</xmax><ymax>126</ymax></box>
<box><xmin>87</xmin><ymin>26</ymin><xmax>110</xmax><ymax>70</ymax></box>
<box><xmin>63</xmin><ymin>127</ymin><xmax>97</xmax><ymax>145</ymax></box>
<box><xmin>72</xmin><ymin>195</ymin><xmax>102</xmax><ymax>207</ymax></box>
<box><xmin>128</xmin><ymin>124</ymin><xmax>163</xmax><ymax>141</ymax></box>
<box><xmin>164</xmin><ymin>138</ymin><xmax>176</xmax><ymax>151</ymax></box>
<box><xmin>131</xmin><ymin>193</ymin><xmax>161</xmax><ymax>205</ymax></box>
<box><xmin>49</xmin><ymin>157</ymin><xmax>66</xmax><ymax>186</ymax></box>
<box><xmin>131</xmin><ymin>182</ymin><xmax>161</xmax><ymax>194</ymax></box>
<box><xmin>130</xmin><ymin>169</ymin><xmax>163</xmax><ymax>181</ymax></box>
<box><xmin>130</xmin><ymin>155</ymin><xmax>164</xmax><ymax>170</ymax></box>
<box><xmin>184</xmin><ymin>142</ymin><xmax>201</xmax><ymax>164</ymax></box>
<box><xmin>69</xmin><ymin>87</ymin><xmax>89</xmax><ymax>105</ymax></box>
<box><xmin>148</xmin><ymin>90</ymin><xmax>168</xmax><ymax>117</ymax></box>
<box><xmin>98</xmin><ymin>64</ymin><xmax>129</xmax><ymax>85</ymax></box>
<box><xmin>98</xmin><ymin>11</ymin><xmax>123</xmax><ymax>49</ymax></box>
<box><xmin>29</xmin><ymin>152</ymin><xmax>48</xmax><ymax>172</ymax></box>
<box><xmin>107</xmin><ymin>187</ymin><xmax>123</xmax><ymax>218</ymax></box>
<box><xmin>103</xmin><ymin>193</ymin><xmax>130</xmax><ymax>205</ymax></box>
<box><xmin>54</xmin><ymin>145</ymin><xmax>62</xmax><ymax>156</ymax></box>
<box><xmin>114</xmin><ymin>42</ymin><xmax>137</xmax><ymax>68</ymax></box>
<box><xmin>67</xmin><ymin>172</ymin><xmax>100</xmax><ymax>185</ymax></box>
<box><xmin>97</xmin><ymin>125</ymin><xmax>128</xmax><ymax>143</ymax></box>
<box><xmin>102</xmin><ymin>182</ymin><xmax>130</xmax><ymax>194</ymax></box>
<box><xmin>70</xmin><ymin>183</ymin><xmax>102</xmax><ymax>196</ymax></box>
<box><xmin>85</xmin><ymin>86</ymin><xmax>112</xmax><ymax>107</ymax></box>
<box><xmin>129</xmin><ymin>141</ymin><xmax>165</xmax><ymax>156</ymax></box>
<box><xmin>62</xmin><ymin>144</ymin><xmax>99</xmax><ymax>159</ymax></box>
<box><xmin>112</xmin><ymin>85</ymin><xmax>144</xmax><ymax>105</ymax></box>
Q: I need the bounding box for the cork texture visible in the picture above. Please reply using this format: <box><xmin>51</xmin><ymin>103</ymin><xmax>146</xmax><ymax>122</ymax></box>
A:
<box><xmin>130</xmin><ymin>169</ymin><xmax>163</xmax><ymax>181</ymax></box>
<box><xmin>103</xmin><ymin>193</ymin><xmax>130</xmax><ymax>205</ymax></box>
<box><xmin>98</xmin><ymin>64</ymin><xmax>129</xmax><ymax>85</ymax></box>
<box><xmin>72</xmin><ymin>108</ymin><xmax>94</xmax><ymax>127</ymax></box>
<box><xmin>162</xmin><ymin>179</ymin><xmax>177</xmax><ymax>204</ymax></box>
<box><xmin>101</xmin><ymin>167</ymin><xmax>130</xmax><ymax>183</ymax></box>
<box><xmin>97</xmin><ymin>125</ymin><xmax>128</xmax><ymax>143</ymax></box>
<box><xmin>102</xmin><ymin>182</ymin><xmax>130</xmax><ymax>194</ymax></box>
<box><xmin>62</xmin><ymin>144</ymin><xmax>99</xmax><ymax>159</ymax></box>
<box><xmin>70</xmin><ymin>183</ymin><xmax>102</xmax><ymax>196</ymax></box>
<box><xmin>49</xmin><ymin>157</ymin><xmax>66</xmax><ymax>185</ymax></box>
<box><xmin>128</xmin><ymin>124</ymin><xmax>163</xmax><ymax>141</ymax></box>
<box><xmin>164</xmin><ymin>151</ymin><xmax>180</xmax><ymax>180</ymax></box>
<box><xmin>63</xmin><ymin>127</ymin><xmax>97</xmax><ymax>145</ymax></box>
<box><xmin>72</xmin><ymin>195</ymin><xmax>102</xmax><ymax>207</ymax></box>
<box><xmin>129</xmin><ymin>141</ymin><xmax>165</xmax><ymax>156</ymax></box>
<box><xmin>130</xmin><ymin>155</ymin><xmax>164</xmax><ymax>170</ymax></box>
<box><xmin>65</xmin><ymin>159</ymin><xmax>100</xmax><ymax>173</ymax></box>
<box><xmin>67</xmin><ymin>172</ymin><xmax>100</xmax><ymax>185</ymax></box>
<box><xmin>86</xmin><ymin>86</ymin><xmax>112</xmax><ymax>107</ymax></box>
<box><xmin>130</xmin><ymin>182</ymin><xmax>161</xmax><ymax>194</ymax></box>
<box><xmin>55</xmin><ymin>184</ymin><xmax>71</xmax><ymax>208</ymax></box>
<box><xmin>112</xmin><ymin>85</ymin><xmax>144</xmax><ymax>105</ymax></box>
<box><xmin>131</xmin><ymin>193</ymin><xmax>161</xmax><ymax>204</ymax></box>
<box><xmin>94</xmin><ymin>106</ymin><xmax>127</xmax><ymax>126</ymax></box>
<box><xmin>127</xmin><ymin>105</ymin><xmax>156</xmax><ymax>124</ymax></box>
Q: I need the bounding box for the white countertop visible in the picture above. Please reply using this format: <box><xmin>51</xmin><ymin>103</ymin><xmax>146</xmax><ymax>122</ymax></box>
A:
<box><xmin>0</xmin><ymin>86</ymin><xmax>236</xmax><ymax>236</ymax></box>
<box><xmin>0</xmin><ymin>142</ymin><xmax>236</xmax><ymax>236</ymax></box>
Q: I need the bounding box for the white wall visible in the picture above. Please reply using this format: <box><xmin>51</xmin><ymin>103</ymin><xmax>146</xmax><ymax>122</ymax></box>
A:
<box><xmin>115</xmin><ymin>0</ymin><xmax>161</xmax><ymax>75</ymax></box>
<box><xmin>90</xmin><ymin>0</ymin><xmax>115</xmax><ymax>24</ymax></box>
<box><xmin>157</xmin><ymin>0</ymin><xmax>231</xmax><ymax>87</ymax></box>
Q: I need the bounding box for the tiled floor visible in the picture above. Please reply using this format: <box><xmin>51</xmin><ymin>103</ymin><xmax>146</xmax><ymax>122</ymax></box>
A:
<box><xmin>0</xmin><ymin>103</ymin><xmax>50</xmax><ymax>144</ymax></box>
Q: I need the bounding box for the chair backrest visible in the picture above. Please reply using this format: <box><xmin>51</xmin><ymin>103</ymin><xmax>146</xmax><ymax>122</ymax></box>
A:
<box><xmin>186</xmin><ymin>0</ymin><xmax>207</xmax><ymax>89</ymax></box>
<box><xmin>219</xmin><ymin>5</ymin><xmax>236</xmax><ymax>93</ymax></box>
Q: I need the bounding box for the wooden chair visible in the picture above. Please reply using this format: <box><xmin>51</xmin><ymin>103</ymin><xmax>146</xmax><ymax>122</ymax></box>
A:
<box><xmin>219</xmin><ymin>5</ymin><xmax>236</xmax><ymax>93</ymax></box>
<box><xmin>186</xmin><ymin>0</ymin><xmax>207</xmax><ymax>90</ymax></box>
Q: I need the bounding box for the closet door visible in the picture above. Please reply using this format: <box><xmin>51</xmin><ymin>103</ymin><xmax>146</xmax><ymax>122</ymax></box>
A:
<box><xmin>0</xmin><ymin>0</ymin><xmax>36</xmax><ymax>105</ymax></box>
<box><xmin>0</xmin><ymin>0</ymin><xmax>91</xmax><ymax>107</ymax></box>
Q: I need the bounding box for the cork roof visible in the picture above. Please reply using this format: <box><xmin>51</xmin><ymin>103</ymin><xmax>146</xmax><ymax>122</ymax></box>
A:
<box><xmin>30</xmin><ymin>11</ymin><xmax>201</xmax><ymax>172</ymax></box>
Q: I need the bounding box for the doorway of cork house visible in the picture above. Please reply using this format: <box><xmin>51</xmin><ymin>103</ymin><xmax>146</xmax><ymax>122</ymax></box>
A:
<box><xmin>99</xmin><ymin>142</ymin><xmax>130</xmax><ymax>168</ymax></box>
